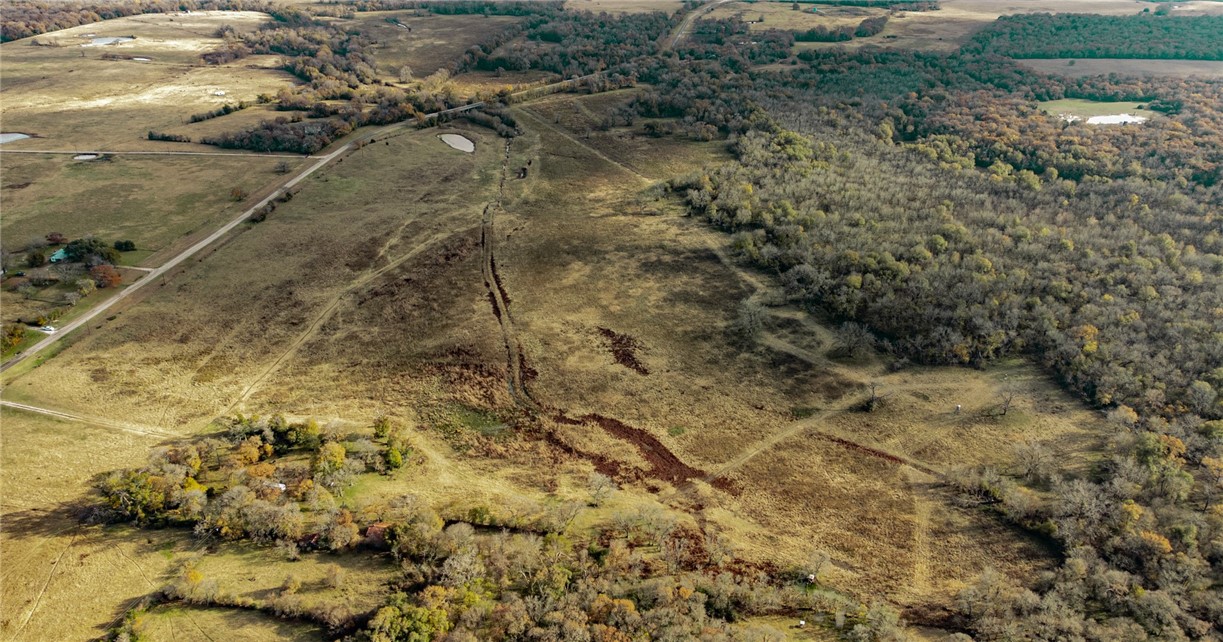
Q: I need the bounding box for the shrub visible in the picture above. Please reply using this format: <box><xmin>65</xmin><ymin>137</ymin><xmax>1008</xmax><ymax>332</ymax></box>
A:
<box><xmin>114</xmin><ymin>240</ymin><xmax>136</xmax><ymax>252</ymax></box>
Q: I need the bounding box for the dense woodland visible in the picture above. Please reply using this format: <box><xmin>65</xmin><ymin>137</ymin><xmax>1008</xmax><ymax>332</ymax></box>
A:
<box><xmin>965</xmin><ymin>13</ymin><xmax>1223</xmax><ymax>60</ymax></box>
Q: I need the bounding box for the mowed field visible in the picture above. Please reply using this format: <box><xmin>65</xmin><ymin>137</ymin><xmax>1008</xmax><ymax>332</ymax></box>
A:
<box><xmin>0</xmin><ymin>11</ymin><xmax>298</xmax><ymax>150</ymax></box>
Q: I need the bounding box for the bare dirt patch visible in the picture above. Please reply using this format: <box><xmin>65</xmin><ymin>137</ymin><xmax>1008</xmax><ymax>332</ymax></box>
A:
<box><xmin>596</xmin><ymin>327</ymin><xmax>649</xmax><ymax>375</ymax></box>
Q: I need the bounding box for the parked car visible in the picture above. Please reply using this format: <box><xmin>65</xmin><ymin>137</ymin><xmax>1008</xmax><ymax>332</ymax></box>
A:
<box><xmin>39</xmin><ymin>326</ymin><xmax>55</xmax><ymax>333</ymax></box>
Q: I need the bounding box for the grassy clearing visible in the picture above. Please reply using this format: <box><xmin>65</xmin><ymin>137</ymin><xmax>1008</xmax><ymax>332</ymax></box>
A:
<box><xmin>140</xmin><ymin>605</ymin><xmax>324</xmax><ymax>641</ymax></box>
<box><xmin>1038</xmin><ymin>98</ymin><xmax>1156</xmax><ymax>118</ymax></box>
<box><xmin>0</xmin><ymin>155</ymin><xmax>303</xmax><ymax>257</ymax></box>
<box><xmin>0</xmin><ymin>12</ymin><xmax>297</xmax><ymax>149</ymax></box>
<box><xmin>564</xmin><ymin>0</ymin><xmax>685</xmax><ymax>13</ymax></box>
<box><xmin>1021</xmin><ymin>58</ymin><xmax>1223</xmax><ymax>78</ymax></box>
<box><xmin>347</xmin><ymin>12</ymin><xmax>521</xmax><ymax>80</ymax></box>
<box><xmin>708</xmin><ymin>2</ymin><xmax>884</xmax><ymax>32</ymax></box>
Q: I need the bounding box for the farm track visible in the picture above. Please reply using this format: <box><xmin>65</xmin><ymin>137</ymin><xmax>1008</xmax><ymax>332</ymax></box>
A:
<box><xmin>515</xmin><ymin>107</ymin><xmax>654</xmax><ymax>182</ymax></box>
<box><xmin>226</xmin><ymin>228</ymin><xmax>454</xmax><ymax>412</ymax></box>
<box><xmin>481</xmin><ymin>139</ymin><xmax>540</xmax><ymax>411</ymax></box>
<box><xmin>669</xmin><ymin>0</ymin><xmax>737</xmax><ymax>49</ymax></box>
<box><xmin>0</xmin><ymin>400</ymin><xmax>176</xmax><ymax>438</ymax></box>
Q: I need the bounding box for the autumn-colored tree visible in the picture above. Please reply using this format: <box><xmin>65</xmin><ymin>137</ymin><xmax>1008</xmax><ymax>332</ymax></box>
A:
<box><xmin>90</xmin><ymin>264</ymin><xmax>122</xmax><ymax>288</ymax></box>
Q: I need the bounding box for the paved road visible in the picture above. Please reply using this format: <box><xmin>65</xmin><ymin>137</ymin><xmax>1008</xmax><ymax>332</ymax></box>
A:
<box><xmin>0</xmin><ymin>102</ymin><xmax>484</xmax><ymax>374</ymax></box>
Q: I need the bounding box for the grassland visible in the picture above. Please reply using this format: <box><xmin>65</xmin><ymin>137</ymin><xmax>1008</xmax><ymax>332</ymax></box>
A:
<box><xmin>0</xmin><ymin>84</ymin><xmax>1119</xmax><ymax>637</ymax></box>
<box><xmin>708</xmin><ymin>2</ymin><xmax>884</xmax><ymax>32</ymax></box>
<box><xmin>0</xmin><ymin>154</ymin><xmax>303</xmax><ymax>257</ymax></box>
<box><xmin>1020</xmin><ymin>57</ymin><xmax>1223</xmax><ymax>78</ymax></box>
<box><xmin>565</xmin><ymin>0</ymin><xmax>685</xmax><ymax>14</ymax></box>
<box><xmin>345</xmin><ymin>12</ymin><xmax>523</xmax><ymax>81</ymax></box>
<box><xmin>762</xmin><ymin>0</ymin><xmax>1223</xmax><ymax>53</ymax></box>
<box><xmin>1037</xmin><ymin>98</ymin><xmax>1157</xmax><ymax>119</ymax></box>
<box><xmin>0</xmin><ymin>12</ymin><xmax>298</xmax><ymax>150</ymax></box>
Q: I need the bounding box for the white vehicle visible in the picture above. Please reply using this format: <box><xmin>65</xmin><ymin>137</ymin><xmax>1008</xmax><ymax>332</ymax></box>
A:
<box><xmin>39</xmin><ymin>326</ymin><xmax>55</xmax><ymax>333</ymax></box>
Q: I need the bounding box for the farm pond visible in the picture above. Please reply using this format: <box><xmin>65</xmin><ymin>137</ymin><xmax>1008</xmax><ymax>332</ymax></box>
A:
<box><xmin>439</xmin><ymin>134</ymin><xmax>474</xmax><ymax>153</ymax></box>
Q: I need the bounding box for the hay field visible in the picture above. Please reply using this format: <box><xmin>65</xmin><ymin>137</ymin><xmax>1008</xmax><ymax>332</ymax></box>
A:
<box><xmin>0</xmin><ymin>11</ymin><xmax>297</xmax><ymax>150</ymax></box>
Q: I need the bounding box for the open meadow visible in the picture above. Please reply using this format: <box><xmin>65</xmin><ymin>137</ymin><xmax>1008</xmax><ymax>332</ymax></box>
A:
<box><xmin>2</xmin><ymin>88</ymin><xmax>1115</xmax><ymax>627</ymax></box>
<box><xmin>3</xmin><ymin>0</ymin><xmax>1217</xmax><ymax>638</ymax></box>
<box><xmin>0</xmin><ymin>11</ymin><xmax>297</xmax><ymax>150</ymax></box>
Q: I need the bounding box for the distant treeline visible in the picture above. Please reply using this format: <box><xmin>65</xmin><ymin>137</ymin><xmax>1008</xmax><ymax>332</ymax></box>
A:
<box><xmin>0</xmin><ymin>0</ymin><xmax>271</xmax><ymax>42</ymax></box>
<box><xmin>965</xmin><ymin>13</ymin><xmax>1223</xmax><ymax>60</ymax></box>
<box><xmin>321</xmin><ymin>0</ymin><xmax>563</xmax><ymax>15</ymax></box>
<box><xmin>794</xmin><ymin>15</ymin><xmax>888</xmax><ymax>42</ymax></box>
<box><xmin>792</xmin><ymin>0</ymin><xmax>938</xmax><ymax>9</ymax></box>
<box><xmin>147</xmin><ymin>130</ymin><xmax>191</xmax><ymax>142</ymax></box>
<box><xmin>189</xmin><ymin>101</ymin><xmax>250</xmax><ymax>123</ymax></box>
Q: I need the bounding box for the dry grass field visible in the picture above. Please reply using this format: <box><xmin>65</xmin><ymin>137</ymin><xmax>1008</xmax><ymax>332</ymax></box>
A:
<box><xmin>0</xmin><ymin>74</ymin><xmax>1122</xmax><ymax>638</ymax></box>
<box><xmin>0</xmin><ymin>410</ymin><xmax>186</xmax><ymax>641</ymax></box>
<box><xmin>0</xmin><ymin>11</ymin><xmax>297</xmax><ymax>150</ymax></box>
<box><xmin>565</xmin><ymin>0</ymin><xmax>686</xmax><ymax>14</ymax></box>
<box><xmin>707</xmin><ymin>2</ymin><xmax>884</xmax><ymax>32</ymax></box>
<box><xmin>346</xmin><ymin>12</ymin><xmax>524</xmax><ymax>81</ymax></box>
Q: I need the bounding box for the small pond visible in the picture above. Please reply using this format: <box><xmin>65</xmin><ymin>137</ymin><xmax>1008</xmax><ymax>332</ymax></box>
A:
<box><xmin>439</xmin><ymin>133</ymin><xmax>475</xmax><ymax>153</ymax></box>
<box><xmin>85</xmin><ymin>36</ymin><xmax>134</xmax><ymax>46</ymax></box>
<box><xmin>0</xmin><ymin>133</ymin><xmax>31</xmax><ymax>144</ymax></box>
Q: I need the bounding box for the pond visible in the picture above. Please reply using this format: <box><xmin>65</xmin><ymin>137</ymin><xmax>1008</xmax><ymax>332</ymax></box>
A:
<box><xmin>0</xmin><ymin>133</ymin><xmax>30</xmax><ymax>144</ymax></box>
<box><xmin>439</xmin><ymin>133</ymin><xmax>474</xmax><ymax>153</ymax></box>
<box><xmin>85</xmin><ymin>36</ymin><xmax>134</xmax><ymax>46</ymax></box>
